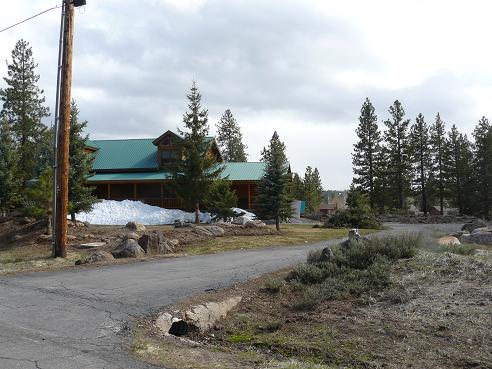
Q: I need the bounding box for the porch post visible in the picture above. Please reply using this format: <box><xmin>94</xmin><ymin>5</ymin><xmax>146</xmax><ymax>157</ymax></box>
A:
<box><xmin>107</xmin><ymin>183</ymin><xmax>111</xmax><ymax>199</ymax></box>
<box><xmin>247</xmin><ymin>182</ymin><xmax>251</xmax><ymax>210</ymax></box>
<box><xmin>160</xmin><ymin>182</ymin><xmax>164</xmax><ymax>208</ymax></box>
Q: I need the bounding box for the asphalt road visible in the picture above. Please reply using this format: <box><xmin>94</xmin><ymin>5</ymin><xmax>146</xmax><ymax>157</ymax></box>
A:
<box><xmin>0</xmin><ymin>223</ymin><xmax>461</xmax><ymax>369</ymax></box>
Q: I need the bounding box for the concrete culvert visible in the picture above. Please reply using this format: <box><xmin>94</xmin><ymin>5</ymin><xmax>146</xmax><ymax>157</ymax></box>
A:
<box><xmin>168</xmin><ymin>319</ymin><xmax>188</xmax><ymax>336</ymax></box>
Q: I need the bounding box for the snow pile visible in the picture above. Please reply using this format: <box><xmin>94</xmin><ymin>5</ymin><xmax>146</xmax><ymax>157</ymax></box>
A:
<box><xmin>232</xmin><ymin>207</ymin><xmax>256</xmax><ymax>220</ymax></box>
<box><xmin>75</xmin><ymin>200</ymin><xmax>212</xmax><ymax>225</ymax></box>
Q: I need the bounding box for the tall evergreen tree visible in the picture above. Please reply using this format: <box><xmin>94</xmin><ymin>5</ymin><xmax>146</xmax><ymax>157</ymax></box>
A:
<box><xmin>24</xmin><ymin>166</ymin><xmax>53</xmax><ymax>234</ymax></box>
<box><xmin>429</xmin><ymin>113</ymin><xmax>446</xmax><ymax>214</ymax></box>
<box><xmin>383</xmin><ymin>100</ymin><xmax>411</xmax><ymax>209</ymax></box>
<box><xmin>0</xmin><ymin>39</ymin><xmax>49</xmax><ymax>184</ymax></box>
<box><xmin>216</xmin><ymin>109</ymin><xmax>248</xmax><ymax>162</ymax></box>
<box><xmin>372</xmin><ymin>145</ymin><xmax>392</xmax><ymax>212</ymax></box>
<box><xmin>68</xmin><ymin>101</ymin><xmax>98</xmax><ymax>221</ymax></box>
<box><xmin>471</xmin><ymin>117</ymin><xmax>492</xmax><ymax>218</ymax></box>
<box><xmin>290</xmin><ymin>173</ymin><xmax>305</xmax><ymax>200</ymax></box>
<box><xmin>409</xmin><ymin>114</ymin><xmax>432</xmax><ymax>215</ymax></box>
<box><xmin>0</xmin><ymin>119</ymin><xmax>22</xmax><ymax>213</ymax></box>
<box><xmin>352</xmin><ymin>98</ymin><xmax>381</xmax><ymax>209</ymax></box>
<box><xmin>255</xmin><ymin>131</ymin><xmax>292</xmax><ymax>230</ymax></box>
<box><xmin>443</xmin><ymin>125</ymin><xmax>473</xmax><ymax>215</ymax></box>
<box><xmin>171</xmin><ymin>82</ymin><xmax>223</xmax><ymax>223</ymax></box>
<box><xmin>304</xmin><ymin>166</ymin><xmax>323</xmax><ymax>214</ymax></box>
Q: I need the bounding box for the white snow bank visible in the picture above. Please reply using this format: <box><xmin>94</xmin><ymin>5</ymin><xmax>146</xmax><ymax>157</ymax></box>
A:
<box><xmin>232</xmin><ymin>207</ymin><xmax>256</xmax><ymax>220</ymax></box>
<box><xmin>74</xmin><ymin>199</ymin><xmax>212</xmax><ymax>225</ymax></box>
<box><xmin>74</xmin><ymin>200</ymin><xmax>256</xmax><ymax>226</ymax></box>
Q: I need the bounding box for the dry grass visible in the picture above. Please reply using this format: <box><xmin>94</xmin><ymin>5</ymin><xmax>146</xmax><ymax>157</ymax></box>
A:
<box><xmin>184</xmin><ymin>225</ymin><xmax>376</xmax><ymax>255</ymax></box>
<box><xmin>0</xmin><ymin>243</ymin><xmax>83</xmax><ymax>275</ymax></box>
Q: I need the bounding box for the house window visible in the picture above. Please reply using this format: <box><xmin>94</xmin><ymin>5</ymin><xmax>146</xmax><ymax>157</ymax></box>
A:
<box><xmin>161</xmin><ymin>136</ymin><xmax>172</xmax><ymax>146</ymax></box>
<box><xmin>161</xmin><ymin>150</ymin><xmax>177</xmax><ymax>160</ymax></box>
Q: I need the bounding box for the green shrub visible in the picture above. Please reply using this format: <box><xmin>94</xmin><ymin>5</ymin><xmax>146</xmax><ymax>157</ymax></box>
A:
<box><xmin>322</xmin><ymin>187</ymin><xmax>381</xmax><ymax>229</ymax></box>
<box><xmin>264</xmin><ymin>277</ymin><xmax>284</xmax><ymax>293</ymax></box>
<box><xmin>290</xmin><ymin>234</ymin><xmax>420</xmax><ymax>310</ymax></box>
<box><xmin>288</xmin><ymin>263</ymin><xmax>328</xmax><ymax>285</ymax></box>
<box><xmin>444</xmin><ymin>244</ymin><xmax>476</xmax><ymax>255</ymax></box>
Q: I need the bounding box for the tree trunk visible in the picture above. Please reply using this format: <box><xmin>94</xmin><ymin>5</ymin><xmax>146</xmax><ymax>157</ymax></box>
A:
<box><xmin>70</xmin><ymin>212</ymin><xmax>76</xmax><ymax>222</ymax></box>
<box><xmin>195</xmin><ymin>202</ymin><xmax>200</xmax><ymax>224</ymax></box>
<box><xmin>46</xmin><ymin>215</ymin><xmax>52</xmax><ymax>236</ymax></box>
<box><xmin>275</xmin><ymin>217</ymin><xmax>280</xmax><ymax>231</ymax></box>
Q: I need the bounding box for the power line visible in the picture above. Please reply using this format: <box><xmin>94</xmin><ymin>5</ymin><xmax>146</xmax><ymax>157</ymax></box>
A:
<box><xmin>0</xmin><ymin>4</ymin><xmax>62</xmax><ymax>34</ymax></box>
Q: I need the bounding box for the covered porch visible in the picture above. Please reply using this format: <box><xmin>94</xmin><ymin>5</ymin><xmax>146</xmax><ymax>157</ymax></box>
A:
<box><xmin>89</xmin><ymin>179</ymin><xmax>258</xmax><ymax>211</ymax></box>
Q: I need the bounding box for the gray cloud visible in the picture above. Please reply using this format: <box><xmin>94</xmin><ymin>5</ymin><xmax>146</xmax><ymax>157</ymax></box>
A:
<box><xmin>0</xmin><ymin>0</ymin><xmax>489</xmax><ymax>188</ymax></box>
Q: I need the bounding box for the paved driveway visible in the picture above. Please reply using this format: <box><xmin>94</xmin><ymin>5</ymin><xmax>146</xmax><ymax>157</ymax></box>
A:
<box><xmin>0</xmin><ymin>223</ymin><xmax>461</xmax><ymax>369</ymax></box>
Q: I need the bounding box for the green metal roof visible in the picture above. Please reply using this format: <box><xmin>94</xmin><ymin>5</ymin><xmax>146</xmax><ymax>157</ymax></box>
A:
<box><xmin>91</xmin><ymin>138</ymin><xmax>158</xmax><ymax>170</ymax></box>
<box><xmin>221</xmin><ymin>162</ymin><xmax>266</xmax><ymax>181</ymax></box>
<box><xmin>88</xmin><ymin>172</ymin><xmax>171</xmax><ymax>182</ymax></box>
<box><xmin>87</xmin><ymin>162</ymin><xmax>267</xmax><ymax>182</ymax></box>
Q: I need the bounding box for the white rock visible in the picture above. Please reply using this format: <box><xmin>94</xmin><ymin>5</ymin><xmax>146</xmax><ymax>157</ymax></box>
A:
<box><xmin>438</xmin><ymin>236</ymin><xmax>461</xmax><ymax>246</ymax></box>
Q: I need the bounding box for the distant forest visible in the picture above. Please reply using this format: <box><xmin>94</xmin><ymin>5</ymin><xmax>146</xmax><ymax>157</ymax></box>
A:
<box><xmin>352</xmin><ymin>98</ymin><xmax>492</xmax><ymax>219</ymax></box>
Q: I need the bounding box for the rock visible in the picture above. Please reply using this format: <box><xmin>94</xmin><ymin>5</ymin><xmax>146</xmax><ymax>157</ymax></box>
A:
<box><xmin>11</xmin><ymin>234</ymin><xmax>23</xmax><ymax>241</ymax></box>
<box><xmin>168</xmin><ymin>239</ymin><xmax>179</xmax><ymax>248</ymax></box>
<box><xmin>438</xmin><ymin>236</ymin><xmax>461</xmax><ymax>246</ymax></box>
<box><xmin>244</xmin><ymin>220</ymin><xmax>266</xmax><ymax>228</ymax></box>
<box><xmin>138</xmin><ymin>232</ymin><xmax>175</xmax><ymax>255</ymax></box>
<box><xmin>112</xmin><ymin>239</ymin><xmax>145</xmax><ymax>258</ymax></box>
<box><xmin>232</xmin><ymin>216</ymin><xmax>248</xmax><ymax>226</ymax></box>
<box><xmin>193</xmin><ymin>226</ymin><xmax>215</xmax><ymax>237</ymax></box>
<box><xmin>125</xmin><ymin>221</ymin><xmax>146</xmax><ymax>232</ymax></box>
<box><xmin>67</xmin><ymin>234</ymin><xmax>77</xmax><ymax>240</ymax></box>
<box><xmin>319</xmin><ymin>247</ymin><xmax>334</xmax><ymax>262</ymax></box>
<box><xmin>124</xmin><ymin>232</ymin><xmax>140</xmax><ymax>241</ymax></box>
<box><xmin>18</xmin><ymin>217</ymin><xmax>34</xmax><ymax>225</ymax></box>
<box><xmin>471</xmin><ymin>226</ymin><xmax>492</xmax><ymax>234</ymax></box>
<box><xmin>79</xmin><ymin>241</ymin><xmax>106</xmax><ymax>249</ymax></box>
<box><xmin>462</xmin><ymin>219</ymin><xmax>488</xmax><ymax>233</ymax></box>
<box><xmin>464</xmin><ymin>231</ymin><xmax>492</xmax><ymax>245</ymax></box>
<box><xmin>207</xmin><ymin>226</ymin><xmax>225</xmax><ymax>237</ymax></box>
<box><xmin>155</xmin><ymin>312</ymin><xmax>174</xmax><ymax>334</ymax></box>
<box><xmin>184</xmin><ymin>296</ymin><xmax>242</xmax><ymax>332</ymax></box>
<box><xmin>450</xmin><ymin>231</ymin><xmax>470</xmax><ymax>238</ymax></box>
<box><xmin>174</xmin><ymin>220</ymin><xmax>192</xmax><ymax>228</ymax></box>
<box><xmin>37</xmin><ymin>234</ymin><xmax>52</xmax><ymax>242</ymax></box>
<box><xmin>75</xmin><ymin>250</ymin><xmax>114</xmax><ymax>265</ymax></box>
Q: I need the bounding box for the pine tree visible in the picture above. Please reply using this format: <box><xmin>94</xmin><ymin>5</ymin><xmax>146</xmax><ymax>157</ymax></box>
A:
<box><xmin>0</xmin><ymin>119</ymin><xmax>22</xmax><ymax>213</ymax></box>
<box><xmin>352</xmin><ymin>98</ymin><xmax>382</xmax><ymax>209</ymax></box>
<box><xmin>304</xmin><ymin>166</ymin><xmax>323</xmax><ymax>214</ymax></box>
<box><xmin>0</xmin><ymin>39</ymin><xmax>49</xmax><ymax>184</ymax></box>
<box><xmin>383</xmin><ymin>100</ymin><xmax>411</xmax><ymax>209</ymax></box>
<box><xmin>24</xmin><ymin>166</ymin><xmax>52</xmax><ymax>234</ymax></box>
<box><xmin>429</xmin><ymin>113</ymin><xmax>446</xmax><ymax>214</ymax></box>
<box><xmin>216</xmin><ymin>109</ymin><xmax>248</xmax><ymax>162</ymax></box>
<box><xmin>255</xmin><ymin>131</ymin><xmax>292</xmax><ymax>230</ymax></box>
<box><xmin>204</xmin><ymin>179</ymin><xmax>238</xmax><ymax>221</ymax></box>
<box><xmin>373</xmin><ymin>145</ymin><xmax>392</xmax><ymax>212</ymax></box>
<box><xmin>471</xmin><ymin>117</ymin><xmax>492</xmax><ymax>218</ymax></box>
<box><xmin>443</xmin><ymin>125</ymin><xmax>473</xmax><ymax>215</ymax></box>
<box><xmin>68</xmin><ymin>101</ymin><xmax>98</xmax><ymax>221</ymax></box>
<box><xmin>171</xmin><ymin>82</ymin><xmax>223</xmax><ymax>223</ymax></box>
<box><xmin>409</xmin><ymin>114</ymin><xmax>432</xmax><ymax>214</ymax></box>
<box><xmin>290</xmin><ymin>173</ymin><xmax>305</xmax><ymax>200</ymax></box>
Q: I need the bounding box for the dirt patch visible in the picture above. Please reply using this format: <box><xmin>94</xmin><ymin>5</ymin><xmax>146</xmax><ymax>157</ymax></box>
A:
<box><xmin>133</xmin><ymin>248</ymin><xmax>492</xmax><ymax>369</ymax></box>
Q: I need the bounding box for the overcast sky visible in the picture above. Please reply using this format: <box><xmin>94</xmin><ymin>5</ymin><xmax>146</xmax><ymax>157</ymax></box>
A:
<box><xmin>1</xmin><ymin>0</ymin><xmax>491</xmax><ymax>189</ymax></box>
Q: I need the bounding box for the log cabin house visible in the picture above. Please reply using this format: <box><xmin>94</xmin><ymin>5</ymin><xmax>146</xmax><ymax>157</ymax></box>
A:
<box><xmin>85</xmin><ymin>130</ymin><xmax>275</xmax><ymax>211</ymax></box>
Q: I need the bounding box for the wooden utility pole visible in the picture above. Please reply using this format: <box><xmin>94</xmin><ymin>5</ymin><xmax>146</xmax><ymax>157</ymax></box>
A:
<box><xmin>54</xmin><ymin>0</ymin><xmax>75</xmax><ymax>258</ymax></box>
